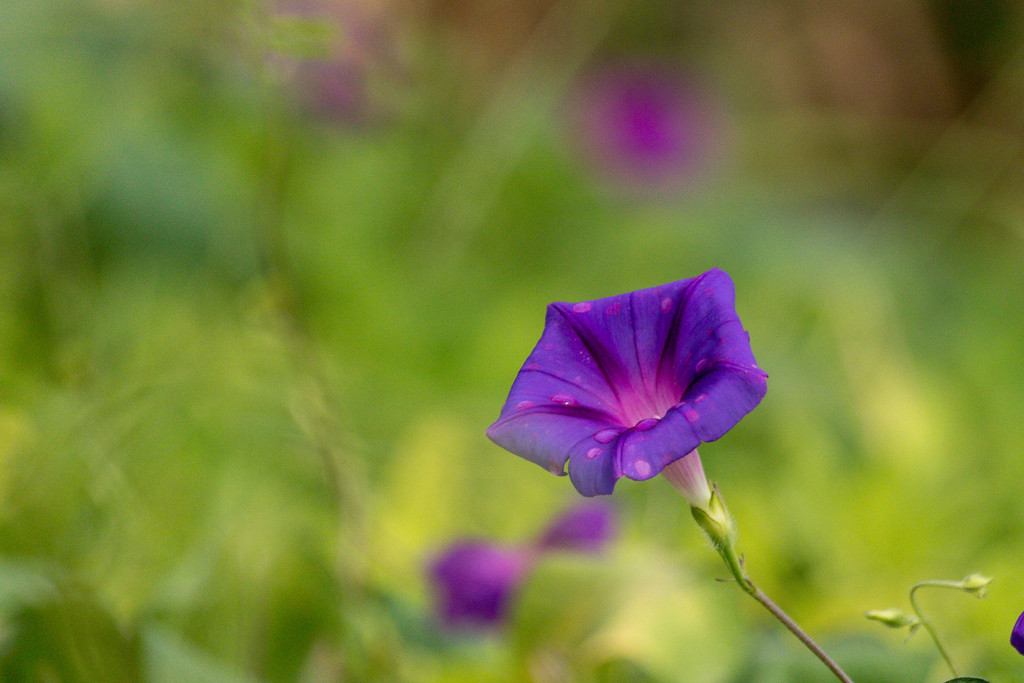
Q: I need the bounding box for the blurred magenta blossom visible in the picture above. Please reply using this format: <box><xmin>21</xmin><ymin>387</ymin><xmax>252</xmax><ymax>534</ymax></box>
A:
<box><xmin>429</xmin><ymin>502</ymin><xmax>615</xmax><ymax>630</ymax></box>
<box><xmin>566</xmin><ymin>61</ymin><xmax>721</xmax><ymax>194</ymax></box>
<box><xmin>269</xmin><ymin>0</ymin><xmax>400</xmax><ymax>123</ymax></box>
<box><xmin>1013</xmin><ymin>609</ymin><xmax>1024</xmax><ymax>655</ymax></box>
<box><xmin>290</xmin><ymin>59</ymin><xmax>368</xmax><ymax>122</ymax></box>
<box><xmin>429</xmin><ymin>542</ymin><xmax>532</xmax><ymax>630</ymax></box>
<box><xmin>535</xmin><ymin>499</ymin><xmax>616</xmax><ymax>553</ymax></box>
<box><xmin>487</xmin><ymin>269</ymin><xmax>766</xmax><ymax>496</ymax></box>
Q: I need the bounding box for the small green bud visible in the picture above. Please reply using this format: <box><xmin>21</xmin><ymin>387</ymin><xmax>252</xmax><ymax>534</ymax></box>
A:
<box><xmin>865</xmin><ymin>609</ymin><xmax>920</xmax><ymax>629</ymax></box>
<box><xmin>959</xmin><ymin>573</ymin><xmax>992</xmax><ymax>597</ymax></box>
<box><xmin>690</xmin><ymin>486</ymin><xmax>735</xmax><ymax>552</ymax></box>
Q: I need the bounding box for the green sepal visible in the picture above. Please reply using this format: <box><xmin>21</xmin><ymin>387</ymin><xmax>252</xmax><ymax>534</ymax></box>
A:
<box><xmin>689</xmin><ymin>487</ymin><xmax>735</xmax><ymax>552</ymax></box>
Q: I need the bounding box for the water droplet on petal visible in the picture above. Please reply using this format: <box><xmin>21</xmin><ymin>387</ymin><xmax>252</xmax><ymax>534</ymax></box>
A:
<box><xmin>585</xmin><ymin>447</ymin><xmax>601</xmax><ymax>460</ymax></box>
<box><xmin>551</xmin><ymin>393</ymin><xmax>578</xmax><ymax>407</ymax></box>
<box><xmin>594</xmin><ymin>428</ymin><xmax>619</xmax><ymax>444</ymax></box>
<box><xmin>684</xmin><ymin>409</ymin><xmax>700</xmax><ymax>423</ymax></box>
<box><xmin>660</xmin><ymin>297</ymin><xmax>672</xmax><ymax>313</ymax></box>
<box><xmin>514</xmin><ymin>400</ymin><xmax>536</xmax><ymax>411</ymax></box>
<box><xmin>572</xmin><ymin>302</ymin><xmax>592</xmax><ymax>313</ymax></box>
<box><xmin>695</xmin><ymin>358</ymin><xmax>708</xmax><ymax>373</ymax></box>
<box><xmin>634</xmin><ymin>418</ymin><xmax>659</xmax><ymax>431</ymax></box>
<box><xmin>605</xmin><ymin>302</ymin><xmax>622</xmax><ymax>315</ymax></box>
<box><xmin>634</xmin><ymin>459</ymin><xmax>652</xmax><ymax>478</ymax></box>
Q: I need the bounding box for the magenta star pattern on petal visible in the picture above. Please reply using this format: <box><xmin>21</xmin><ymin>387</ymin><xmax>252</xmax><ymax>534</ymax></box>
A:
<box><xmin>487</xmin><ymin>268</ymin><xmax>767</xmax><ymax>496</ymax></box>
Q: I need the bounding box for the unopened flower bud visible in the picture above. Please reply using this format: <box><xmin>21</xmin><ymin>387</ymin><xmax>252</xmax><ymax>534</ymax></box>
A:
<box><xmin>865</xmin><ymin>609</ymin><xmax>920</xmax><ymax>629</ymax></box>
<box><xmin>959</xmin><ymin>573</ymin><xmax>992</xmax><ymax>597</ymax></box>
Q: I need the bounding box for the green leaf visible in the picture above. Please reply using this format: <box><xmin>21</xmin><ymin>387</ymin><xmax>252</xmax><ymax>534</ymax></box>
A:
<box><xmin>0</xmin><ymin>560</ymin><xmax>57</xmax><ymax>610</ymax></box>
<box><xmin>142</xmin><ymin>625</ymin><xmax>260</xmax><ymax>683</ymax></box>
<box><xmin>0</xmin><ymin>587</ymin><xmax>141</xmax><ymax>682</ymax></box>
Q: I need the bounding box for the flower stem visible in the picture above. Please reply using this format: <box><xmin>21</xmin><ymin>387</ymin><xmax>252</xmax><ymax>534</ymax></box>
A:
<box><xmin>686</xmin><ymin>485</ymin><xmax>852</xmax><ymax>683</ymax></box>
<box><xmin>714</xmin><ymin>538</ymin><xmax>854</xmax><ymax>683</ymax></box>
<box><xmin>908</xmin><ymin>581</ymin><xmax>961</xmax><ymax>678</ymax></box>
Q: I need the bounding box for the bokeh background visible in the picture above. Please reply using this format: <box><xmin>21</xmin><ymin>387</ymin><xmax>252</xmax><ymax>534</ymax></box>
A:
<box><xmin>2</xmin><ymin>1</ymin><xmax>1024</xmax><ymax>681</ymax></box>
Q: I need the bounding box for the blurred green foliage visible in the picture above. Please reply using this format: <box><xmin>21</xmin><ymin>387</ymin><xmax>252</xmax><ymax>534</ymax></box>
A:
<box><xmin>2</xmin><ymin>0</ymin><xmax>1024</xmax><ymax>681</ymax></box>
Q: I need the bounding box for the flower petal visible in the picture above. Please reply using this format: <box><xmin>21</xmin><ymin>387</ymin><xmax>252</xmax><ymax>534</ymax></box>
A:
<box><xmin>617</xmin><ymin>409</ymin><xmax>700</xmax><ymax>481</ymax></box>
<box><xmin>547</xmin><ymin>280</ymin><xmax>695</xmax><ymax>426</ymax></box>
<box><xmin>668</xmin><ymin>270</ymin><xmax>765</xmax><ymax>391</ymax></box>
<box><xmin>429</xmin><ymin>542</ymin><xmax>531</xmax><ymax>629</ymax></box>
<box><xmin>1012</xmin><ymin>610</ymin><xmax>1024</xmax><ymax>655</ymax></box>
<box><xmin>679</xmin><ymin>362</ymin><xmax>767</xmax><ymax>442</ymax></box>
<box><xmin>486</xmin><ymin>408</ymin><xmax>612</xmax><ymax>476</ymax></box>
<box><xmin>501</xmin><ymin>305</ymin><xmax>633</xmax><ymax>419</ymax></box>
<box><xmin>535</xmin><ymin>502</ymin><xmax>616</xmax><ymax>553</ymax></box>
<box><xmin>567</xmin><ymin>437</ymin><xmax>619</xmax><ymax>496</ymax></box>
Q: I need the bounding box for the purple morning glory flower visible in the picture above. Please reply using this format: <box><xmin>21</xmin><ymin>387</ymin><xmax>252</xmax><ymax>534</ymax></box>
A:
<box><xmin>429</xmin><ymin>542</ymin><xmax>533</xmax><ymax>630</ymax></box>
<box><xmin>567</xmin><ymin>61</ymin><xmax>719</xmax><ymax>193</ymax></box>
<box><xmin>1013</xmin><ymin>610</ymin><xmax>1024</xmax><ymax>655</ymax></box>
<box><xmin>428</xmin><ymin>502</ymin><xmax>616</xmax><ymax>630</ymax></box>
<box><xmin>534</xmin><ymin>502</ymin><xmax>615</xmax><ymax>554</ymax></box>
<box><xmin>487</xmin><ymin>268</ymin><xmax>767</xmax><ymax>496</ymax></box>
<box><xmin>293</xmin><ymin>59</ymin><xmax>368</xmax><ymax>123</ymax></box>
<box><xmin>268</xmin><ymin>0</ymin><xmax>399</xmax><ymax>125</ymax></box>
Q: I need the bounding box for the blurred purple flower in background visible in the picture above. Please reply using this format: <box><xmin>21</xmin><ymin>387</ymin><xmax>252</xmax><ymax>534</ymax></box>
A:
<box><xmin>487</xmin><ymin>269</ymin><xmax>766</xmax><ymax>496</ymax></box>
<box><xmin>534</xmin><ymin>501</ymin><xmax>616</xmax><ymax>553</ymax></box>
<box><xmin>268</xmin><ymin>0</ymin><xmax>401</xmax><ymax>124</ymax></box>
<box><xmin>428</xmin><ymin>502</ymin><xmax>615</xmax><ymax>630</ymax></box>
<box><xmin>566</xmin><ymin>61</ymin><xmax>722</xmax><ymax>194</ymax></box>
<box><xmin>291</xmin><ymin>59</ymin><xmax>368</xmax><ymax>123</ymax></box>
<box><xmin>429</xmin><ymin>542</ymin><xmax>533</xmax><ymax>630</ymax></box>
<box><xmin>1012</xmin><ymin>609</ymin><xmax>1024</xmax><ymax>655</ymax></box>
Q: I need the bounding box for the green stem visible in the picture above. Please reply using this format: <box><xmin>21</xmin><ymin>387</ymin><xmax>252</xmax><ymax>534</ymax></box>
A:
<box><xmin>714</xmin><ymin>540</ymin><xmax>854</xmax><ymax>683</ymax></box>
<box><xmin>688</xmin><ymin>488</ymin><xmax>853</xmax><ymax>683</ymax></box>
<box><xmin>908</xmin><ymin>581</ymin><xmax>961</xmax><ymax>678</ymax></box>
